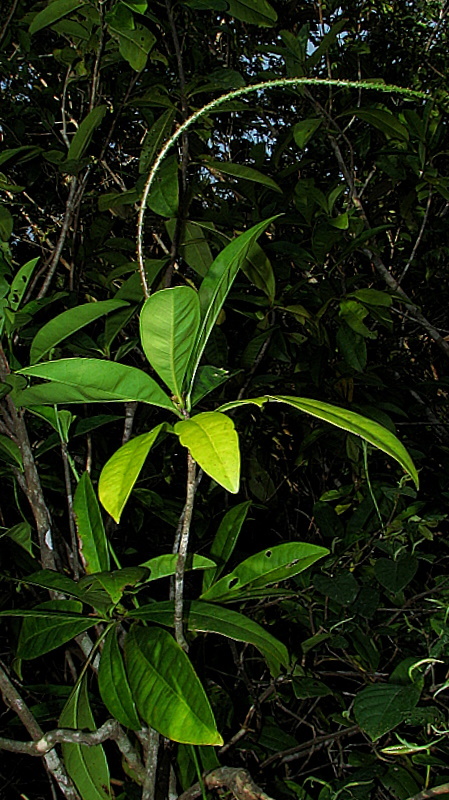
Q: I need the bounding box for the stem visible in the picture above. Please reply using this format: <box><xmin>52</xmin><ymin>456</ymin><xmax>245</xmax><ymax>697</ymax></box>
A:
<box><xmin>141</xmin><ymin>727</ymin><xmax>160</xmax><ymax>800</ymax></box>
<box><xmin>137</xmin><ymin>77</ymin><xmax>426</xmax><ymax>296</ymax></box>
<box><xmin>174</xmin><ymin>452</ymin><xmax>196</xmax><ymax>650</ymax></box>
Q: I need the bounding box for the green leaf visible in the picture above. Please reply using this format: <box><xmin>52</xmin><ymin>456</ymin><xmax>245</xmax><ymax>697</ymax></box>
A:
<box><xmin>336</xmin><ymin>325</ymin><xmax>367</xmax><ymax>372</ymax></box>
<box><xmin>17</xmin><ymin>601</ymin><xmax>98</xmax><ymax>659</ymax></box>
<box><xmin>202</xmin><ymin>501</ymin><xmax>251</xmax><ymax>593</ymax></box>
<box><xmin>188</xmin><ymin>216</ymin><xmax>279</xmax><ymax>393</ymax></box>
<box><xmin>146</xmin><ymin>155</ymin><xmax>179</xmax><ymax>217</ymax></box>
<box><xmin>5</xmin><ymin>522</ymin><xmax>33</xmax><ymax>555</ymax></box>
<box><xmin>30</xmin><ymin>300</ymin><xmax>128</xmax><ymax>364</ymax></box>
<box><xmin>73</xmin><ymin>472</ymin><xmax>109</xmax><ymax>573</ymax></box>
<box><xmin>98</xmin><ymin>628</ymin><xmax>141</xmax><ymax>729</ymax></box>
<box><xmin>139</xmin><ymin>553</ymin><xmax>216</xmax><ymax>580</ymax></box>
<box><xmin>124</xmin><ymin>626</ymin><xmax>223</xmax><ymax>745</ymax></box>
<box><xmin>99</xmin><ymin>423</ymin><xmax>167</xmax><ymax>523</ymax></box>
<box><xmin>29</xmin><ymin>0</ymin><xmax>87</xmax><ymax>35</ymax></box>
<box><xmin>17</xmin><ymin>359</ymin><xmax>177</xmax><ymax>413</ymax></box>
<box><xmin>140</xmin><ymin>287</ymin><xmax>200</xmax><ymax>398</ymax></box>
<box><xmin>165</xmin><ymin>219</ymin><xmax>213</xmax><ymax>278</ymax></box>
<box><xmin>200</xmin><ymin>542</ymin><xmax>329</xmax><ymax>603</ymax></box>
<box><xmin>0</xmin><ymin>205</ymin><xmax>13</xmax><ymax>241</ymax></box>
<box><xmin>128</xmin><ymin>600</ymin><xmax>290</xmax><ymax>672</ymax></box>
<box><xmin>60</xmin><ymin>676</ymin><xmax>111</xmax><ymax>800</ymax></box>
<box><xmin>202</xmin><ymin>158</ymin><xmax>281</xmax><ymax>193</ymax></box>
<box><xmin>23</xmin><ymin>569</ymin><xmax>81</xmax><ymax>598</ymax></box>
<box><xmin>266</xmin><ymin>396</ymin><xmax>419</xmax><ymax>487</ymax></box>
<box><xmin>8</xmin><ymin>258</ymin><xmax>40</xmax><ymax>311</ymax></box>
<box><xmin>67</xmin><ymin>106</ymin><xmax>107</xmax><ymax>162</ymax></box>
<box><xmin>293</xmin><ymin>119</ymin><xmax>322</xmax><ymax>149</ymax></box>
<box><xmin>241</xmin><ymin>242</ymin><xmax>276</xmax><ymax>302</ymax></box>
<box><xmin>354</xmin><ymin>683</ymin><xmax>421</xmax><ymax>741</ymax></box>
<box><xmin>190</xmin><ymin>366</ymin><xmax>232</xmax><ymax>408</ymax></box>
<box><xmin>342</xmin><ymin>108</ymin><xmax>409</xmax><ymax>141</ymax></box>
<box><xmin>139</xmin><ymin>109</ymin><xmax>176</xmax><ymax>174</ymax></box>
<box><xmin>374</xmin><ymin>555</ymin><xmax>418</xmax><ymax>593</ymax></box>
<box><xmin>226</xmin><ymin>0</ymin><xmax>277</xmax><ymax>26</ymax></box>
<box><xmin>339</xmin><ymin>299</ymin><xmax>376</xmax><ymax>338</ymax></box>
<box><xmin>0</xmin><ymin>433</ymin><xmax>23</xmax><ymax>469</ymax></box>
<box><xmin>350</xmin><ymin>288</ymin><xmax>392</xmax><ymax>307</ymax></box>
<box><xmin>306</xmin><ymin>18</ymin><xmax>347</xmax><ymax>68</ymax></box>
<box><xmin>175</xmin><ymin>412</ymin><xmax>240</xmax><ymax>494</ymax></box>
<box><xmin>78</xmin><ymin>567</ymin><xmax>149</xmax><ymax>605</ymax></box>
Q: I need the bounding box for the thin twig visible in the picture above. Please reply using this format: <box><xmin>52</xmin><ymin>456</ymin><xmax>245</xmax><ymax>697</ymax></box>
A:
<box><xmin>407</xmin><ymin>784</ymin><xmax>449</xmax><ymax>800</ymax></box>
<box><xmin>37</xmin><ymin>177</ymin><xmax>78</xmax><ymax>299</ymax></box>
<box><xmin>398</xmin><ymin>190</ymin><xmax>432</xmax><ymax>284</ymax></box>
<box><xmin>0</xmin><ymin>0</ymin><xmax>19</xmax><ymax>47</ymax></box>
<box><xmin>259</xmin><ymin>725</ymin><xmax>360</xmax><ymax>769</ymax></box>
<box><xmin>174</xmin><ymin>452</ymin><xmax>197</xmax><ymax>650</ymax></box>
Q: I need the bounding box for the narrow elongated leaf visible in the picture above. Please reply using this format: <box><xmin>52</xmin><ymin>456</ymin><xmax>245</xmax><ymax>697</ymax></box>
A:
<box><xmin>30</xmin><ymin>0</ymin><xmax>87</xmax><ymax>35</ymax></box>
<box><xmin>99</xmin><ymin>423</ymin><xmax>167</xmax><ymax>523</ymax></box>
<box><xmin>266</xmin><ymin>395</ymin><xmax>419</xmax><ymax>487</ymax></box>
<box><xmin>127</xmin><ymin>600</ymin><xmax>289</xmax><ymax>671</ymax></box>
<box><xmin>165</xmin><ymin>219</ymin><xmax>213</xmax><ymax>277</ymax></box>
<box><xmin>140</xmin><ymin>287</ymin><xmax>200</xmax><ymax>397</ymax></box>
<box><xmin>241</xmin><ymin>242</ymin><xmax>276</xmax><ymax>302</ymax></box>
<box><xmin>17</xmin><ymin>601</ymin><xmax>98</xmax><ymax>659</ymax></box>
<box><xmin>175</xmin><ymin>412</ymin><xmax>240</xmax><ymax>493</ymax></box>
<box><xmin>73</xmin><ymin>472</ymin><xmax>109</xmax><ymax>573</ymax></box>
<box><xmin>124</xmin><ymin>626</ymin><xmax>223</xmax><ymax>745</ymax></box>
<box><xmin>354</xmin><ymin>683</ymin><xmax>422</xmax><ymax>741</ymax></box>
<box><xmin>60</xmin><ymin>676</ymin><xmax>111</xmax><ymax>800</ymax></box>
<box><xmin>202</xmin><ymin>159</ymin><xmax>281</xmax><ymax>193</ymax></box>
<box><xmin>139</xmin><ymin>553</ymin><xmax>216</xmax><ymax>580</ymax></box>
<box><xmin>0</xmin><ymin>433</ymin><xmax>23</xmax><ymax>469</ymax></box>
<box><xmin>17</xmin><ymin>359</ymin><xmax>177</xmax><ymax>413</ymax></box>
<box><xmin>202</xmin><ymin>501</ymin><xmax>251</xmax><ymax>593</ymax></box>
<box><xmin>139</xmin><ymin>109</ymin><xmax>176</xmax><ymax>174</ymax></box>
<box><xmin>67</xmin><ymin>106</ymin><xmax>107</xmax><ymax>162</ymax></box>
<box><xmin>341</xmin><ymin>109</ymin><xmax>409</xmax><ymax>141</ymax></box>
<box><xmin>24</xmin><ymin>569</ymin><xmax>81</xmax><ymax>599</ymax></box>
<box><xmin>188</xmin><ymin>216</ymin><xmax>279</xmax><ymax>392</ymax></box>
<box><xmin>306</xmin><ymin>18</ymin><xmax>347</xmax><ymax>68</ymax></box>
<box><xmin>8</xmin><ymin>258</ymin><xmax>40</xmax><ymax>311</ymax></box>
<box><xmin>30</xmin><ymin>300</ymin><xmax>128</xmax><ymax>363</ymax></box>
<box><xmin>98</xmin><ymin>628</ymin><xmax>141</xmax><ymax>730</ymax></box>
<box><xmin>200</xmin><ymin>542</ymin><xmax>329</xmax><ymax>603</ymax></box>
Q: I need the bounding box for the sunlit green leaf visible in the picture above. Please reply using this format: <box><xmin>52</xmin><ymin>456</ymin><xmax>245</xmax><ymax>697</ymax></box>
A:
<box><xmin>175</xmin><ymin>412</ymin><xmax>240</xmax><ymax>493</ymax></box>
<box><xmin>124</xmin><ymin>626</ymin><xmax>223</xmax><ymax>745</ymax></box>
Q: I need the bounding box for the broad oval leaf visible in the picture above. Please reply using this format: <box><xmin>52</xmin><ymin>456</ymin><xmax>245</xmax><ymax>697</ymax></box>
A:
<box><xmin>146</xmin><ymin>155</ymin><xmax>179</xmax><ymax>216</ymax></box>
<box><xmin>175</xmin><ymin>412</ymin><xmax>240</xmax><ymax>493</ymax></box>
<box><xmin>374</xmin><ymin>555</ymin><xmax>418</xmax><ymax>593</ymax></box>
<box><xmin>354</xmin><ymin>683</ymin><xmax>422</xmax><ymax>741</ymax></box>
<box><xmin>30</xmin><ymin>300</ymin><xmax>128</xmax><ymax>364</ymax></box>
<box><xmin>200</xmin><ymin>542</ymin><xmax>329</xmax><ymax>603</ymax></box>
<box><xmin>124</xmin><ymin>626</ymin><xmax>223</xmax><ymax>745</ymax></box>
<box><xmin>140</xmin><ymin>287</ymin><xmax>200</xmax><ymax>398</ymax></box>
<box><xmin>60</xmin><ymin>675</ymin><xmax>111</xmax><ymax>800</ymax></box>
<box><xmin>139</xmin><ymin>109</ymin><xmax>176</xmax><ymax>174</ymax></box>
<box><xmin>266</xmin><ymin>395</ymin><xmax>419</xmax><ymax>487</ymax></box>
<box><xmin>341</xmin><ymin>108</ymin><xmax>409</xmax><ymax>141</ymax></box>
<box><xmin>16</xmin><ymin>601</ymin><xmax>98</xmax><ymax>659</ymax></box>
<box><xmin>17</xmin><ymin>359</ymin><xmax>177</xmax><ymax>413</ymax></box>
<box><xmin>226</xmin><ymin>0</ymin><xmax>277</xmax><ymax>26</ymax></box>
<box><xmin>73</xmin><ymin>471</ymin><xmax>109</xmax><ymax>573</ymax></box>
<box><xmin>127</xmin><ymin>600</ymin><xmax>290</xmax><ymax>673</ymax></box>
<box><xmin>98</xmin><ymin>627</ymin><xmax>141</xmax><ymax>730</ymax></box>
<box><xmin>99</xmin><ymin>423</ymin><xmax>167</xmax><ymax>523</ymax></box>
<box><xmin>78</xmin><ymin>567</ymin><xmax>149</xmax><ymax>605</ymax></box>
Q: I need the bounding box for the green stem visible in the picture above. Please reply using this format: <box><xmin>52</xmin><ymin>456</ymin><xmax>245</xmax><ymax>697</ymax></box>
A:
<box><xmin>137</xmin><ymin>76</ymin><xmax>426</xmax><ymax>296</ymax></box>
